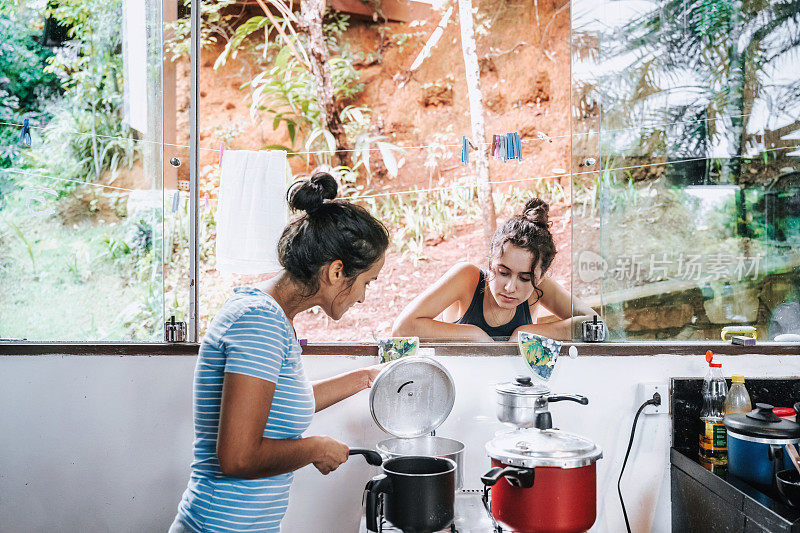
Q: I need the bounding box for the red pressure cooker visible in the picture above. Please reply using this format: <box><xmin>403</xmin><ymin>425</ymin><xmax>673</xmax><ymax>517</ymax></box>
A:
<box><xmin>481</xmin><ymin>428</ymin><xmax>603</xmax><ymax>533</ymax></box>
<box><xmin>481</xmin><ymin>379</ymin><xmax>603</xmax><ymax>533</ymax></box>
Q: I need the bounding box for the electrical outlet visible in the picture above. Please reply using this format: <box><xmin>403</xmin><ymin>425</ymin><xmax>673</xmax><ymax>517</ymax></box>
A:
<box><xmin>636</xmin><ymin>382</ymin><xmax>669</xmax><ymax>415</ymax></box>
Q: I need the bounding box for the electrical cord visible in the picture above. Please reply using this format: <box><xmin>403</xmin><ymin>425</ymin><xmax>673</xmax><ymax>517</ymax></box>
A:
<box><xmin>618</xmin><ymin>392</ymin><xmax>662</xmax><ymax>533</ymax></box>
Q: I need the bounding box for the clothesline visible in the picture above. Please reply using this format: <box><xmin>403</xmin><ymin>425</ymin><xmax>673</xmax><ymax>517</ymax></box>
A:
<box><xmin>4</xmin><ymin>143</ymin><xmax>797</xmax><ymax>201</ymax></box>
<box><xmin>0</xmin><ymin>111</ymin><xmax>764</xmax><ymax>158</ymax></box>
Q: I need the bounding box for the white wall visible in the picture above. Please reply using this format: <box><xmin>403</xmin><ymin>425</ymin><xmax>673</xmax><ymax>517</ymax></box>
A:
<box><xmin>1</xmin><ymin>352</ymin><xmax>798</xmax><ymax>532</ymax></box>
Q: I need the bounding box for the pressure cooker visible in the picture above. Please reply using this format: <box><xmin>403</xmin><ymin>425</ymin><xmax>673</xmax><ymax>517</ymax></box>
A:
<box><xmin>482</xmin><ymin>388</ymin><xmax>602</xmax><ymax>533</ymax></box>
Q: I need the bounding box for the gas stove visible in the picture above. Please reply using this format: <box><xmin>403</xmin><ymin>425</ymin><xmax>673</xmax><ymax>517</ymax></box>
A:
<box><xmin>358</xmin><ymin>490</ymin><xmax>496</xmax><ymax>533</ymax></box>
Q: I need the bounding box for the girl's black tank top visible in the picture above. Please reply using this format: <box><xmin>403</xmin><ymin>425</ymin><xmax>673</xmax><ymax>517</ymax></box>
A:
<box><xmin>455</xmin><ymin>269</ymin><xmax>533</xmax><ymax>340</ymax></box>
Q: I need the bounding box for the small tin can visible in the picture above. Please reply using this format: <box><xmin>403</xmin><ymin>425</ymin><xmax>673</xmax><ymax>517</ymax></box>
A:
<box><xmin>581</xmin><ymin>316</ymin><xmax>606</xmax><ymax>342</ymax></box>
<box><xmin>165</xmin><ymin>316</ymin><xmax>187</xmax><ymax>343</ymax></box>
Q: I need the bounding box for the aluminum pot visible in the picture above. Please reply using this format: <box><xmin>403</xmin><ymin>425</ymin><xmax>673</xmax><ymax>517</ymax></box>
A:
<box><xmin>496</xmin><ymin>376</ymin><xmax>588</xmax><ymax>429</ymax></box>
<box><xmin>365</xmin><ymin>456</ymin><xmax>456</xmax><ymax>533</ymax></box>
<box><xmin>724</xmin><ymin>404</ymin><xmax>800</xmax><ymax>491</ymax></box>
<box><xmin>377</xmin><ymin>436</ymin><xmax>465</xmax><ymax>490</ymax></box>
<box><xmin>481</xmin><ymin>428</ymin><xmax>603</xmax><ymax>533</ymax></box>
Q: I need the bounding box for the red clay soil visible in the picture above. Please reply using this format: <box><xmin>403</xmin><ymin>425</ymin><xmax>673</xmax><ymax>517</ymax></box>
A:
<box><xmin>182</xmin><ymin>0</ymin><xmax>574</xmax><ymax>340</ymax></box>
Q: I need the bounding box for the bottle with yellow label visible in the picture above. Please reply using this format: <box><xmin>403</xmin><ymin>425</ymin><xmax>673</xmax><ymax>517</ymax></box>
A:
<box><xmin>699</xmin><ymin>350</ymin><xmax>728</xmax><ymax>474</ymax></box>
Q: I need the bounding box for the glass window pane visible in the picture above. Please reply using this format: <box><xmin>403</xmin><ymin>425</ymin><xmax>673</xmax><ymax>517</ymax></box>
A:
<box><xmin>0</xmin><ymin>0</ymin><xmax>167</xmax><ymax>341</ymax></box>
<box><xmin>571</xmin><ymin>0</ymin><xmax>800</xmax><ymax>341</ymax></box>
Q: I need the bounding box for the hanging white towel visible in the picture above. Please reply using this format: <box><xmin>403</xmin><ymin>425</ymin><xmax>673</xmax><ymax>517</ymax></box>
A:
<box><xmin>215</xmin><ymin>149</ymin><xmax>288</xmax><ymax>275</ymax></box>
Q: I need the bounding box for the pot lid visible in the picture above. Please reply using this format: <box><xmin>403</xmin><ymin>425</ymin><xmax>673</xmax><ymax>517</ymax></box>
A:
<box><xmin>724</xmin><ymin>403</ymin><xmax>800</xmax><ymax>440</ymax></box>
<box><xmin>496</xmin><ymin>376</ymin><xmax>551</xmax><ymax>397</ymax></box>
<box><xmin>486</xmin><ymin>428</ymin><xmax>603</xmax><ymax>469</ymax></box>
<box><xmin>369</xmin><ymin>356</ymin><xmax>456</xmax><ymax>438</ymax></box>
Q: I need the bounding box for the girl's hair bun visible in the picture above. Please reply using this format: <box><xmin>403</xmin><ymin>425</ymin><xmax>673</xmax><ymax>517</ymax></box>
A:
<box><xmin>521</xmin><ymin>197</ymin><xmax>550</xmax><ymax>227</ymax></box>
<box><xmin>287</xmin><ymin>171</ymin><xmax>338</xmax><ymax>214</ymax></box>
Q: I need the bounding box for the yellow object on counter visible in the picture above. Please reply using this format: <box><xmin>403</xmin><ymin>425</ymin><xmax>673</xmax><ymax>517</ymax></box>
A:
<box><xmin>721</xmin><ymin>325</ymin><xmax>757</xmax><ymax>341</ymax></box>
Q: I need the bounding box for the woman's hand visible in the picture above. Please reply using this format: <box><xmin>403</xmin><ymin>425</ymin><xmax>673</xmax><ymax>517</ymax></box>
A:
<box><xmin>311</xmin><ymin>436</ymin><xmax>350</xmax><ymax>475</ymax></box>
<box><xmin>362</xmin><ymin>363</ymin><xmax>387</xmax><ymax>388</ymax></box>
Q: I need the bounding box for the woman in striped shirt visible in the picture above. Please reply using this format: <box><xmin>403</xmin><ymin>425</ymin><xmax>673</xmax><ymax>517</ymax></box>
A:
<box><xmin>170</xmin><ymin>172</ymin><xmax>390</xmax><ymax>532</ymax></box>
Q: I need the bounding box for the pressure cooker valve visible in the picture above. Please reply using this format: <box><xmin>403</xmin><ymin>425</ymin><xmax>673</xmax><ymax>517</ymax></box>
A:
<box><xmin>747</xmin><ymin>403</ymin><xmax>781</xmax><ymax>422</ymax></box>
<box><xmin>515</xmin><ymin>376</ymin><xmax>533</xmax><ymax>387</ymax></box>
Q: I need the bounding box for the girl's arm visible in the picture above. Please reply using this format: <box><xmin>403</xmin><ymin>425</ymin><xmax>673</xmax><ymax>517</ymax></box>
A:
<box><xmin>216</xmin><ymin>372</ymin><xmax>349</xmax><ymax>478</ymax></box>
<box><xmin>508</xmin><ymin>278</ymin><xmax>596</xmax><ymax>341</ymax></box>
<box><xmin>312</xmin><ymin>364</ymin><xmax>383</xmax><ymax>412</ymax></box>
<box><xmin>392</xmin><ymin>263</ymin><xmax>493</xmax><ymax>341</ymax></box>
<box><xmin>535</xmin><ymin>277</ymin><xmax>597</xmax><ymax>319</ymax></box>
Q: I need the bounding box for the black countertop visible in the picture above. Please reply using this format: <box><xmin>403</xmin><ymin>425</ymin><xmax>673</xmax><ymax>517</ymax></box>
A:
<box><xmin>671</xmin><ymin>377</ymin><xmax>800</xmax><ymax>532</ymax></box>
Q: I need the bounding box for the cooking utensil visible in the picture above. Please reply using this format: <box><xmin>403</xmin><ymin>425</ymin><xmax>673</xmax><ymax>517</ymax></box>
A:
<box><xmin>481</xmin><ymin>428</ymin><xmax>603</xmax><ymax>533</ymax></box>
<box><xmin>786</xmin><ymin>443</ymin><xmax>800</xmax><ymax>476</ymax></box>
<box><xmin>724</xmin><ymin>403</ymin><xmax>800</xmax><ymax>491</ymax></box>
<box><xmin>776</xmin><ymin>469</ymin><xmax>800</xmax><ymax>507</ymax></box>
<box><xmin>376</xmin><ymin>436</ymin><xmax>465</xmax><ymax>490</ymax></box>
<box><xmin>349</xmin><ymin>448</ymin><xmax>383</xmax><ymax>466</ymax></box>
<box><xmin>367</xmin><ymin>356</ymin><xmax>466</xmax><ymax>490</ymax></box>
<box><xmin>365</xmin><ymin>456</ymin><xmax>456</xmax><ymax>533</ymax></box>
<box><xmin>369</xmin><ymin>356</ymin><xmax>455</xmax><ymax>438</ymax></box>
<box><xmin>495</xmin><ymin>376</ymin><xmax>588</xmax><ymax>429</ymax></box>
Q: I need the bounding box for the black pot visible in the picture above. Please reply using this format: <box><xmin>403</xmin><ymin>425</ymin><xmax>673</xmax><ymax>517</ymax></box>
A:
<box><xmin>364</xmin><ymin>455</ymin><xmax>456</xmax><ymax>533</ymax></box>
<box><xmin>777</xmin><ymin>468</ymin><xmax>800</xmax><ymax>507</ymax></box>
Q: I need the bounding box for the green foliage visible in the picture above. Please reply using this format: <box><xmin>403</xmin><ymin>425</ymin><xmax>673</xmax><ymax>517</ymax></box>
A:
<box><xmin>0</xmin><ymin>0</ymin><xmax>60</xmax><ymax>169</ymax></box>
<box><xmin>164</xmin><ymin>0</ymin><xmax>238</xmax><ymax>61</ymax></box>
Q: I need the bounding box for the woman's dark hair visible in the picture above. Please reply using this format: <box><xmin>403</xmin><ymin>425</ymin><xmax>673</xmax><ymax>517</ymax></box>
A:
<box><xmin>278</xmin><ymin>171</ymin><xmax>389</xmax><ymax>296</ymax></box>
<box><xmin>488</xmin><ymin>197</ymin><xmax>556</xmax><ymax>303</ymax></box>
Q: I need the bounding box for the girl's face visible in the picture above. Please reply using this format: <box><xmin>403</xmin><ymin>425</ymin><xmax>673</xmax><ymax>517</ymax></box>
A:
<box><xmin>325</xmin><ymin>253</ymin><xmax>386</xmax><ymax>321</ymax></box>
<box><xmin>487</xmin><ymin>244</ymin><xmax>542</xmax><ymax>309</ymax></box>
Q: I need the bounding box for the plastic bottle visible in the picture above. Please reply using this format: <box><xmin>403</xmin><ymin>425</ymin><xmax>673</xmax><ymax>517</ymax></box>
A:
<box><xmin>725</xmin><ymin>375</ymin><xmax>752</xmax><ymax>414</ymax></box>
<box><xmin>699</xmin><ymin>350</ymin><xmax>728</xmax><ymax>474</ymax></box>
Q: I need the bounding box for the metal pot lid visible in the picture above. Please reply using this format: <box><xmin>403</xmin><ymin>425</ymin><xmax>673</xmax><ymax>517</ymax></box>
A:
<box><xmin>723</xmin><ymin>403</ymin><xmax>800</xmax><ymax>440</ymax></box>
<box><xmin>495</xmin><ymin>375</ymin><xmax>550</xmax><ymax>397</ymax></box>
<box><xmin>369</xmin><ymin>356</ymin><xmax>456</xmax><ymax>438</ymax></box>
<box><xmin>486</xmin><ymin>428</ymin><xmax>603</xmax><ymax>469</ymax></box>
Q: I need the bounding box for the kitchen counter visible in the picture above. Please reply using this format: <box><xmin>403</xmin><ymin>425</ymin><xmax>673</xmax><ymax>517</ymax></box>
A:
<box><xmin>670</xmin><ymin>377</ymin><xmax>800</xmax><ymax>532</ymax></box>
<box><xmin>671</xmin><ymin>448</ymin><xmax>800</xmax><ymax>532</ymax></box>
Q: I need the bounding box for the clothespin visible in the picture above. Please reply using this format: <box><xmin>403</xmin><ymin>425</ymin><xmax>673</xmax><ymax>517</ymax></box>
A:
<box><xmin>514</xmin><ymin>132</ymin><xmax>523</xmax><ymax>161</ymax></box>
<box><xmin>493</xmin><ymin>135</ymin><xmax>501</xmax><ymax>160</ymax></box>
<box><xmin>460</xmin><ymin>136</ymin><xmax>469</xmax><ymax>165</ymax></box>
<box><xmin>171</xmin><ymin>191</ymin><xmax>180</xmax><ymax>213</ymax></box>
<box><xmin>203</xmin><ymin>192</ymin><xmax>210</xmax><ymax>210</ymax></box>
<box><xmin>219</xmin><ymin>142</ymin><xmax>226</xmax><ymax>166</ymax></box>
<box><xmin>18</xmin><ymin>118</ymin><xmax>32</xmax><ymax>148</ymax></box>
<box><xmin>506</xmin><ymin>133</ymin><xmax>515</xmax><ymax>160</ymax></box>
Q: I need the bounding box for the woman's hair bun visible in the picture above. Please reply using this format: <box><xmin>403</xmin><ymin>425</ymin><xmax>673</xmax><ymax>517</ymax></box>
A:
<box><xmin>521</xmin><ymin>197</ymin><xmax>550</xmax><ymax>227</ymax></box>
<box><xmin>287</xmin><ymin>171</ymin><xmax>338</xmax><ymax>214</ymax></box>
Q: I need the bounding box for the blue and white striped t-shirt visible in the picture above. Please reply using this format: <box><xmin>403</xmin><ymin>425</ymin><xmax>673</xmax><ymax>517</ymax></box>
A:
<box><xmin>175</xmin><ymin>287</ymin><xmax>315</xmax><ymax>532</ymax></box>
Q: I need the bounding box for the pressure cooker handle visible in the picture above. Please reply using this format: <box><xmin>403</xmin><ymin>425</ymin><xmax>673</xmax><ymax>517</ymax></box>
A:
<box><xmin>481</xmin><ymin>466</ymin><xmax>535</xmax><ymax>489</ymax></box>
<box><xmin>349</xmin><ymin>448</ymin><xmax>383</xmax><ymax>466</ymax></box>
<box><xmin>365</xmin><ymin>474</ymin><xmax>392</xmax><ymax>532</ymax></box>
<box><xmin>547</xmin><ymin>394</ymin><xmax>589</xmax><ymax>405</ymax></box>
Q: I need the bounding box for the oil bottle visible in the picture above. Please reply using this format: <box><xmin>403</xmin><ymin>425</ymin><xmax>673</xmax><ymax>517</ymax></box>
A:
<box><xmin>699</xmin><ymin>350</ymin><xmax>728</xmax><ymax>474</ymax></box>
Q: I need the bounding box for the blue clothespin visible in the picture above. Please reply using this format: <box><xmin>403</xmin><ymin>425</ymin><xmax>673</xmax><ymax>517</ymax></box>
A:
<box><xmin>506</xmin><ymin>133</ymin><xmax>516</xmax><ymax>160</ymax></box>
<box><xmin>172</xmin><ymin>191</ymin><xmax>180</xmax><ymax>213</ymax></box>
<box><xmin>18</xmin><ymin>118</ymin><xmax>32</xmax><ymax>148</ymax></box>
<box><xmin>515</xmin><ymin>132</ymin><xmax>523</xmax><ymax>161</ymax></box>
<box><xmin>460</xmin><ymin>136</ymin><xmax>469</xmax><ymax>165</ymax></box>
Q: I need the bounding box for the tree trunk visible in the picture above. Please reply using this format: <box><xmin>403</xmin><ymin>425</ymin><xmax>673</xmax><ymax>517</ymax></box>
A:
<box><xmin>457</xmin><ymin>0</ymin><xmax>496</xmax><ymax>242</ymax></box>
<box><xmin>721</xmin><ymin>0</ymin><xmax>745</xmax><ymax>185</ymax></box>
<box><xmin>298</xmin><ymin>0</ymin><xmax>350</xmax><ymax>167</ymax></box>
